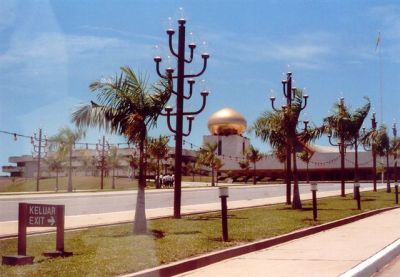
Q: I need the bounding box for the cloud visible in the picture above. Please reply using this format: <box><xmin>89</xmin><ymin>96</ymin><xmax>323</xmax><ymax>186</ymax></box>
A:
<box><xmin>206</xmin><ymin>31</ymin><xmax>334</xmax><ymax>70</ymax></box>
<box><xmin>0</xmin><ymin>33</ymin><xmax>128</xmax><ymax>66</ymax></box>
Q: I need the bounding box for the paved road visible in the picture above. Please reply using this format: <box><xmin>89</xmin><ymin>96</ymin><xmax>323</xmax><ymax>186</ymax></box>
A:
<box><xmin>0</xmin><ymin>182</ymin><xmax>374</xmax><ymax>222</ymax></box>
<box><xmin>375</xmin><ymin>254</ymin><xmax>400</xmax><ymax>276</ymax></box>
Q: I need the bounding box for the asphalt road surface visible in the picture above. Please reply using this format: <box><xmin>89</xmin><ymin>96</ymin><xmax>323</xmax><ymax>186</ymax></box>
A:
<box><xmin>0</xmin><ymin>182</ymin><xmax>374</xmax><ymax>222</ymax></box>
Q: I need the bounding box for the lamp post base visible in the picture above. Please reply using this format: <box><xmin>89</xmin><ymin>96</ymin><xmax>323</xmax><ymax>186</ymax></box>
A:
<box><xmin>2</xmin><ymin>255</ymin><xmax>34</xmax><ymax>266</ymax></box>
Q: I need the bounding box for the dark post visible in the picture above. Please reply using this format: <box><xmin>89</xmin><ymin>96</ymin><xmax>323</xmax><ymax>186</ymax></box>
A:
<box><xmin>372</xmin><ymin>113</ymin><xmax>377</xmax><ymax>191</ymax></box>
<box><xmin>18</xmin><ymin>203</ymin><xmax>28</xmax><ymax>256</ymax></box>
<box><xmin>56</xmin><ymin>206</ymin><xmax>65</xmax><ymax>252</ymax></box>
<box><xmin>355</xmin><ymin>183</ymin><xmax>361</xmax><ymax>210</ymax></box>
<box><xmin>310</xmin><ymin>183</ymin><xmax>318</xmax><ymax>221</ymax></box>
<box><xmin>395</xmin><ymin>184</ymin><xmax>399</xmax><ymax>204</ymax></box>
<box><xmin>393</xmin><ymin>123</ymin><xmax>398</xmax><ymax>190</ymax></box>
<box><xmin>154</xmin><ymin>15</ymin><xmax>209</xmax><ymax>218</ymax></box>
<box><xmin>219</xmin><ymin>187</ymin><xmax>229</xmax><ymax>242</ymax></box>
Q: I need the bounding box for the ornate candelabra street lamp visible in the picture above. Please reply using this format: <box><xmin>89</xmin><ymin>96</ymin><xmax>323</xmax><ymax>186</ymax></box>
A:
<box><xmin>327</xmin><ymin>97</ymin><xmax>352</xmax><ymax>197</ymax></box>
<box><xmin>32</xmin><ymin>128</ymin><xmax>48</xmax><ymax>192</ymax></box>
<box><xmin>362</xmin><ymin>112</ymin><xmax>378</xmax><ymax>191</ymax></box>
<box><xmin>303</xmin><ymin>120</ymin><xmax>310</xmax><ymax>183</ymax></box>
<box><xmin>270</xmin><ymin>72</ymin><xmax>292</xmax><ymax>205</ymax></box>
<box><xmin>154</xmin><ymin>16</ymin><xmax>209</xmax><ymax>218</ymax></box>
<box><xmin>270</xmin><ymin>72</ymin><xmax>308</xmax><ymax>207</ymax></box>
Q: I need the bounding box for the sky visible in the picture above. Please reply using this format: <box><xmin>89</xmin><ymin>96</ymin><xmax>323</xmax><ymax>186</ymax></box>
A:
<box><xmin>1</xmin><ymin>0</ymin><xmax>400</xmax><ymax>172</ymax></box>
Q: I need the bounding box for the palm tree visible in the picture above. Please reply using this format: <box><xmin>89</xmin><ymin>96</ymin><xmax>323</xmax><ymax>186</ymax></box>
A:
<box><xmin>49</xmin><ymin>127</ymin><xmax>85</xmax><ymax>192</ymax></box>
<box><xmin>322</xmin><ymin>97</ymin><xmax>370</xmax><ymax>196</ymax></box>
<box><xmin>197</xmin><ymin>142</ymin><xmax>218</xmax><ymax>186</ymax></box>
<box><xmin>71</xmin><ymin>66</ymin><xmax>170</xmax><ymax>234</ymax></box>
<box><xmin>298</xmin><ymin>151</ymin><xmax>311</xmax><ymax>183</ymax></box>
<box><xmin>362</xmin><ymin>125</ymin><xmax>390</xmax><ymax>192</ymax></box>
<box><xmin>107</xmin><ymin>146</ymin><xmax>121</xmax><ymax>189</ymax></box>
<box><xmin>128</xmin><ymin>153</ymin><xmax>138</xmax><ymax>180</ymax></box>
<box><xmin>214</xmin><ymin>158</ymin><xmax>224</xmax><ymax>184</ymax></box>
<box><xmin>80</xmin><ymin>150</ymin><xmax>93</xmax><ymax>176</ymax></box>
<box><xmin>246</xmin><ymin>145</ymin><xmax>263</xmax><ymax>185</ymax></box>
<box><xmin>148</xmin><ymin>135</ymin><xmax>169</xmax><ymax>188</ymax></box>
<box><xmin>252</xmin><ymin>89</ymin><xmax>309</xmax><ymax>209</ymax></box>
<box><xmin>45</xmin><ymin>156</ymin><xmax>64</xmax><ymax>191</ymax></box>
<box><xmin>238</xmin><ymin>159</ymin><xmax>250</xmax><ymax>183</ymax></box>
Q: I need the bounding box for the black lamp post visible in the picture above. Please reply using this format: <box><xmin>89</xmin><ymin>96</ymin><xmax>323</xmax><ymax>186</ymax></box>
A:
<box><xmin>219</xmin><ymin>186</ymin><xmax>229</xmax><ymax>242</ymax></box>
<box><xmin>393</xmin><ymin>123</ymin><xmax>398</xmax><ymax>185</ymax></box>
<box><xmin>154</xmin><ymin>16</ymin><xmax>209</xmax><ymax>219</ymax></box>
<box><xmin>393</xmin><ymin>123</ymin><xmax>398</xmax><ymax>203</ymax></box>
<box><xmin>310</xmin><ymin>182</ymin><xmax>318</xmax><ymax>220</ymax></box>
<box><xmin>270</xmin><ymin>73</ymin><xmax>308</xmax><ymax>207</ymax></box>
<box><xmin>327</xmin><ymin>97</ymin><xmax>352</xmax><ymax>197</ymax></box>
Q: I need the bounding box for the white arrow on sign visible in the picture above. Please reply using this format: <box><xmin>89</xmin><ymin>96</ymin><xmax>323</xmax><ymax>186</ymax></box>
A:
<box><xmin>47</xmin><ymin>216</ymin><xmax>55</xmax><ymax>226</ymax></box>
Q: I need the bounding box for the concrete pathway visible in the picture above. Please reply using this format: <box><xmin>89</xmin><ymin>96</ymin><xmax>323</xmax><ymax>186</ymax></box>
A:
<box><xmin>174</xmin><ymin>208</ymin><xmax>400</xmax><ymax>277</ymax></box>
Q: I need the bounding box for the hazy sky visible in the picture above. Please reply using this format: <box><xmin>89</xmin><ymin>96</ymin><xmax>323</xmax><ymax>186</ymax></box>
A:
<box><xmin>1</xmin><ymin>0</ymin><xmax>400</xmax><ymax>170</ymax></box>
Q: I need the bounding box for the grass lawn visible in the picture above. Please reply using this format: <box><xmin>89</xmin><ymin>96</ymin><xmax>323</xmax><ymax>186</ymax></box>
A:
<box><xmin>0</xmin><ymin>190</ymin><xmax>397</xmax><ymax>276</ymax></box>
<box><xmin>0</xmin><ymin>176</ymin><xmax>141</xmax><ymax>193</ymax></box>
<box><xmin>0</xmin><ymin>175</ymin><xmax>215</xmax><ymax>193</ymax></box>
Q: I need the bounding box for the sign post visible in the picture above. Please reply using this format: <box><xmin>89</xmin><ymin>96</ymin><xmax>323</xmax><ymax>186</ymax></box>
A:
<box><xmin>2</xmin><ymin>203</ymin><xmax>72</xmax><ymax>266</ymax></box>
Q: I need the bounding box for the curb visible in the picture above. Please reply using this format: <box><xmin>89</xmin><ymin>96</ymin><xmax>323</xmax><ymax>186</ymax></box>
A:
<box><xmin>124</xmin><ymin>206</ymin><xmax>398</xmax><ymax>277</ymax></box>
<box><xmin>340</xmin><ymin>238</ymin><xmax>400</xmax><ymax>277</ymax></box>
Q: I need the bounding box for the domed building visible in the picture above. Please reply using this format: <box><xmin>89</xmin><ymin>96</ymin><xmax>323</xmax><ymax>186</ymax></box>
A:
<box><xmin>203</xmin><ymin>107</ymin><xmax>250</xmax><ymax>159</ymax></box>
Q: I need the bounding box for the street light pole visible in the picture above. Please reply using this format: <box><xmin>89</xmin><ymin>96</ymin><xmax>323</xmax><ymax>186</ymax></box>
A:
<box><xmin>271</xmin><ymin>73</ymin><xmax>308</xmax><ymax>208</ymax></box>
<box><xmin>393</xmin><ymin>122</ymin><xmax>397</xmax><ymax>188</ymax></box>
<box><xmin>96</xmin><ymin>136</ymin><xmax>109</xmax><ymax>190</ymax></box>
<box><xmin>32</xmin><ymin>128</ymin><xmax>48</xmax><ymax>192</ymax></box>
<box><xmin>154</xmin><ymin>16</ymin><xmax>209</xmax><ymax>218</ymax></box>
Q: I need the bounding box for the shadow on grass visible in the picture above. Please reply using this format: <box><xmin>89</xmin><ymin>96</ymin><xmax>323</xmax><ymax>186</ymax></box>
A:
<box><xmin>188</xmin><ymin>215</ymin><xmax>248</xmax><ymax>221</ymax></box>
<box><xmin>170</xmin><ymin>231</ymin><xmax>201</xmax><ymax>236</ymax></box>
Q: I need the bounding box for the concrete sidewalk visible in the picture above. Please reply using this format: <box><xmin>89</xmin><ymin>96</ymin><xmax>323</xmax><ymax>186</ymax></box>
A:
<box><xmin>174</xmin><ymin>208</ymin><xmax>400</xmax><ymax>277</ymax></box>
<box><xmin>0</xmin><ymin>184</ymin><xmax>381</xmax><ymax>238</ymax></box>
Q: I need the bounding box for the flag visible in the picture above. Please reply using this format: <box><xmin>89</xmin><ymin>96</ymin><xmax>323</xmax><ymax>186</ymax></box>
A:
<box><xmin>375</xmin><ymin>32</ymin><xmax>381</xmax><ymax>51</ymax></box>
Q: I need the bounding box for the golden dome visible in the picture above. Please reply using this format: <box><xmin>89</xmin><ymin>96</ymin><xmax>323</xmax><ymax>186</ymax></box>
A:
<box><xmin>208</xmin><ymin>108</ymin><xmax>247</xmax><ymax>135</ymax></box>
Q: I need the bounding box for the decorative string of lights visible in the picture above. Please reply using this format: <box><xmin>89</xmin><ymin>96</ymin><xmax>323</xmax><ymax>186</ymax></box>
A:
<box><xmin>345</xmin><ymin>157</ymin><xmax>373</xmax><ymax>166</ymax></box>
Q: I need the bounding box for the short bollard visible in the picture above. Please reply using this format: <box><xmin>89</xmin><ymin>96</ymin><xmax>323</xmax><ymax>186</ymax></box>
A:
<box><xmin>354</xmin><ymin>183</ymin><xmax>361</xmax><ymax>210</ymax></box>
<box><xmin>310</xmin><ymin>183</ymin><xmax>318</xmax><ymax>221</ymax></box>
<box><xmin>219</xmin><ymin>187</ymin><xmax>229</xmax><ymax>242</ymax></box>
<box><xmin>395</xmin><ymin>183</ymin><xmax>399</xmax><ymax>204</ymax></box>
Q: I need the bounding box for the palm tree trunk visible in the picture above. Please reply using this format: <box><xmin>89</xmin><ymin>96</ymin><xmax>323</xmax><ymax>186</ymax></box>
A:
<box><xmin>134</xmin><ymin>138</ymin><xmax>147</xmax><ymax>234</ymax></box>
<box><xmin>306</xmin><ymin>162</ymin><xmax>310</xmax><ymax>183</ymax></box>
<box><xmin>157</xmin><ymin>159</ymin><xmax>160</xmax><ymax>189</ymax></box>
<box><xmin>372</xmin><ymin>148</ymin><xmax>377</xmax><ymax>191</ymax></box>
<box><xmin>68</xmin><ymin>147</ymin><xmax>73</xmax><ymax>192</ymax></box>
<box><xmin>211</xmin><ymin>166</ymin><xmax>215</xmax><ymax>186</ymax></box>
<box><xmin>386</xmin><ymin>151</ymin><xmax>391</xmax><ymax>192</ymax></box>
<box><xmin>292</xmin><ymin>144</ymin><xmax>302</xmax><ymax>209</ymax></box>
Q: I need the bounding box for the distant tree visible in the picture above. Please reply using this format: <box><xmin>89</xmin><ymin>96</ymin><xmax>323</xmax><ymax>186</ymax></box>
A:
<box><xmin>197</xmin><ymin>142</ymin><xmax>218</xmax><ymax>186</ymax></box>
<box><xmin>238</xmin><ymin>159</ymin><xmax>250</xmax><ymax>183</ymax></box>
<box><xmin>107</xmin><ymin>146</ymin><xmax>122</xmax><ymax>189</ymax></box>
<box><xmin>246</xmin><ymin>145</ymin><xmax>263</xmax><ymax>185</ymax></box>
<box><xmin>45</xmin><ymin>156</ymin><xmax>64</xmax><ymax>191</ymax></box>
<box><xmin>148</xmin><ymin>135</ymin><xmax>169</xmax><ymax>188</ymax></box>
<box><xmin>297</xmin><ymin>151</ymin><xmax>311</xmax><ymax>183</ymax></box>
<box><xmin>49</xmin><ymin>127</ymin><xmax>85</xmax><ymax>192</ymax></box>
<box><xmin>214</xmin><ymin>158</ymin><xmax>224</xmax><ymax>184</ymax></box>
<box><xmin>362</xmin><ymin>125</ymin><xmax>391</xmax><ymax>192</ymax></box>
